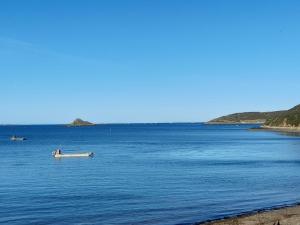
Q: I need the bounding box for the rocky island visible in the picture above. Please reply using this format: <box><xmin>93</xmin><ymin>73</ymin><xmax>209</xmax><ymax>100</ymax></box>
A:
<box><xmin>68</xmin><ymin>118</ymin><xmax>95</xmax><ymax>127</ymax></box>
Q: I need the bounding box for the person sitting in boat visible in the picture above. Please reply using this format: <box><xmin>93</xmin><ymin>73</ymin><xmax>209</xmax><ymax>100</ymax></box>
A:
<box><xmin>52</xmin><ymin>149</ymin><xmax>62</xmax><ymax>156</ymax></box>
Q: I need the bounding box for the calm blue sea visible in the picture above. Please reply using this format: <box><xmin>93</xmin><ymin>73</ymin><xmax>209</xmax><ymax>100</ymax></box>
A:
<box><xmin>1</xmin><ymin>123</ymin><xmax>300</xmax><ymax>225</ymax></box>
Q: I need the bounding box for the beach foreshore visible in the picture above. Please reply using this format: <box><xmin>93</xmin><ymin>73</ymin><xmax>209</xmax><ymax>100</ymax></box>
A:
<box><xmin>195</xmin><ymin>204</ymin><xmax>300</xmax><ymax>225</ymax></box>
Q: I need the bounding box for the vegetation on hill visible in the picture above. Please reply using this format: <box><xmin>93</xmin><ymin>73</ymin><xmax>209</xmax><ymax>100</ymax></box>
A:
<box><xmin>264</xmin><ymin>104</ymin><xmax>300</xmax><ymax>127</ymax></box>
<box><xmin>208</xmin><ymin>111</ymin><xmax>285</xmax><ymax>124</ymax></box>
<box><xmin>208</xmin><ymin>104</ymin><xmax>300</xmax><ymax>128</ymax></box>
<box><xmin>68</xmin><ymin>118</ymin><xmax>95</xmax><ymax>126</ymax></box>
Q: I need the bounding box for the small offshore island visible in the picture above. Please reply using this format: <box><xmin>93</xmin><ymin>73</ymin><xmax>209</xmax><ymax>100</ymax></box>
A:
<box><xmin>67</xmin><ymin>118</ymin><xmax>95</xmax><ymax>127</ymax></box>
<box><xmin>208</xmin><ymin>104</ymin><xmax>300</xmax><ymax>133</ymax></box>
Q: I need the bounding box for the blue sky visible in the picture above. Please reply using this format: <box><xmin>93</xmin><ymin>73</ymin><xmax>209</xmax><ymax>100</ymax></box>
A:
<box><xmin>1</xmin><ymin>0</ymin><xmax>300</xmax><ymax>124</ymax></box>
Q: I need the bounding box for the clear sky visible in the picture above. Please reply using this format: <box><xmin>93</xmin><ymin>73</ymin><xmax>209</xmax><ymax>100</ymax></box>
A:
<box><xmin>1</xmin><ymin>0</ymin><xmax>300</xmax><ymax>124</ymax></box>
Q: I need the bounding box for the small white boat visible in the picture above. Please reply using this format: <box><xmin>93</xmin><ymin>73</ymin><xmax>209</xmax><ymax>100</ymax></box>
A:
<box><xmin>10</xmin><ymin>136</ymin><xmax>26</xmax><ymax>141</ymax></box>
<box><xmin>52</xmin><ymin>149</ymin><xmax>94</xmax><ymax>158</ymax></box>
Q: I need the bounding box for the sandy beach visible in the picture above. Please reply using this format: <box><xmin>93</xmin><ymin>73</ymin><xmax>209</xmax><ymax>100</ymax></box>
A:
<box><xmin>197</xmin><ymin>205</ymin><xmax>300</xmax><ymax>225</ymax></box>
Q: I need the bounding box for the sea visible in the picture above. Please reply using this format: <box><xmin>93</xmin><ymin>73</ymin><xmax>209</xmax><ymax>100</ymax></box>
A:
<box><xmin>1</xmin><ymin>123</ymin><xmax>300</xmax><ymax>225</ymax></box>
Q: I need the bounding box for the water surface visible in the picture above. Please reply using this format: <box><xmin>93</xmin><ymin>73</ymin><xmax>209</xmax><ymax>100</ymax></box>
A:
<box><xmin>1</xmin><ymin>124</ymin><xmax>300</xmax><ymax>225</ymax></box>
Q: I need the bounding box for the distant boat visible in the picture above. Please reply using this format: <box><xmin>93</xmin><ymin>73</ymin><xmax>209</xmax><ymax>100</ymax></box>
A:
<box><xmin>52</xmin><ymin>149</ymin><xmax>94</xmax><ymax>158</ymax></box>
<box><xmin>10</xmin><ymin>136</ymin><xmax>26</xmax><ymax>141</ymax></box>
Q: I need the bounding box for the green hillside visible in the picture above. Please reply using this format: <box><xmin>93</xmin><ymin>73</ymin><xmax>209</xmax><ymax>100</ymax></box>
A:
<box><xmin>208</xmin><ymin>111</ymin><xmax>284</xmax><ymax>124</ymax></box>
<box><xmin>264</xmin><ymin>104</ymin><xmax>300</xmax><ymax>127</ymax></box>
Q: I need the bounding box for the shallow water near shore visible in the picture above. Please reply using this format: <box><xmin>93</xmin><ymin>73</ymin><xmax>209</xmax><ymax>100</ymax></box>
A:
<box><xmin>1</xmin><ymin>123</ymin><xmax>300</xmax><ymax>225</ymax></box>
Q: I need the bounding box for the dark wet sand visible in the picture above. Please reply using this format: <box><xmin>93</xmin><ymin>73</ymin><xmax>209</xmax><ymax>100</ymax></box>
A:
<box><xmin>196</xmin><ymin>205</ymin><xmax>300</xmax><ymax>225</ymax></box>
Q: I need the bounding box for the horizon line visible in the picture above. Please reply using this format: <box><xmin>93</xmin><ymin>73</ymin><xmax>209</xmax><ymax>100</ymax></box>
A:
<box><xmin>0</xmin><ymin>121</ymin><xmax>205</xmax><ymax>126</ymax></box>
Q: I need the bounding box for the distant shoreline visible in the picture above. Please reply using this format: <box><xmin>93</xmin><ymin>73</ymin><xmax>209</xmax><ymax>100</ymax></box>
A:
<box><xmin>250</xmin><ymin>125</ymin><xmax>300</xmax><ymax>133</ymax></box>
<box><xmin>0</xmin><ymin>122</ymin><xmax>204</xmax><ymax>126</ymax></box>
<box><xmin>204</xmin><ymin>123</ymin><xmax>300</xmax><ymax>134</ymax></box>
<box><xmin>205</xmin><ymin>122</ymin><xmax>264</xmax><ymax>125</ymax></box>
<box><xmin>196</xmin><ymin>203</ymin><xmax>300</xmax><ymax>225</ymax></box>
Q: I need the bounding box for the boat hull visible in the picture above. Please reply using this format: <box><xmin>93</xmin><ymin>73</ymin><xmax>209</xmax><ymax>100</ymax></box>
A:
<box><xmin>54</xmin><ymin>152</ymin><xmax>94</xmax><ymax>158</ymax></box>
<box><xmin>11</xmin><ymin>137</ymin><xmax>26</xmax><ymax>141</ymax></box>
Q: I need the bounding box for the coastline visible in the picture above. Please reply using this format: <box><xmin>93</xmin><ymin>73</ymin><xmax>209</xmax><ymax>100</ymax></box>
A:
<box><xmin>256</xmin><ymin>125</ymin><xmax>300</xmax><ymax>133</ymax></box>
<box><xmin>198</xmin><ymin>125</ymin><xmax>300</xmax><ymax>225</ymax></box>
<box><xmin>205</xmin><ymin>122</ymin><xmax>264</xmax><ymax>125</ymax></box>
<box><xmin>196</xmin><ymin>204</ymin><xmax>300</xmax><ymax>225</ymax></box>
